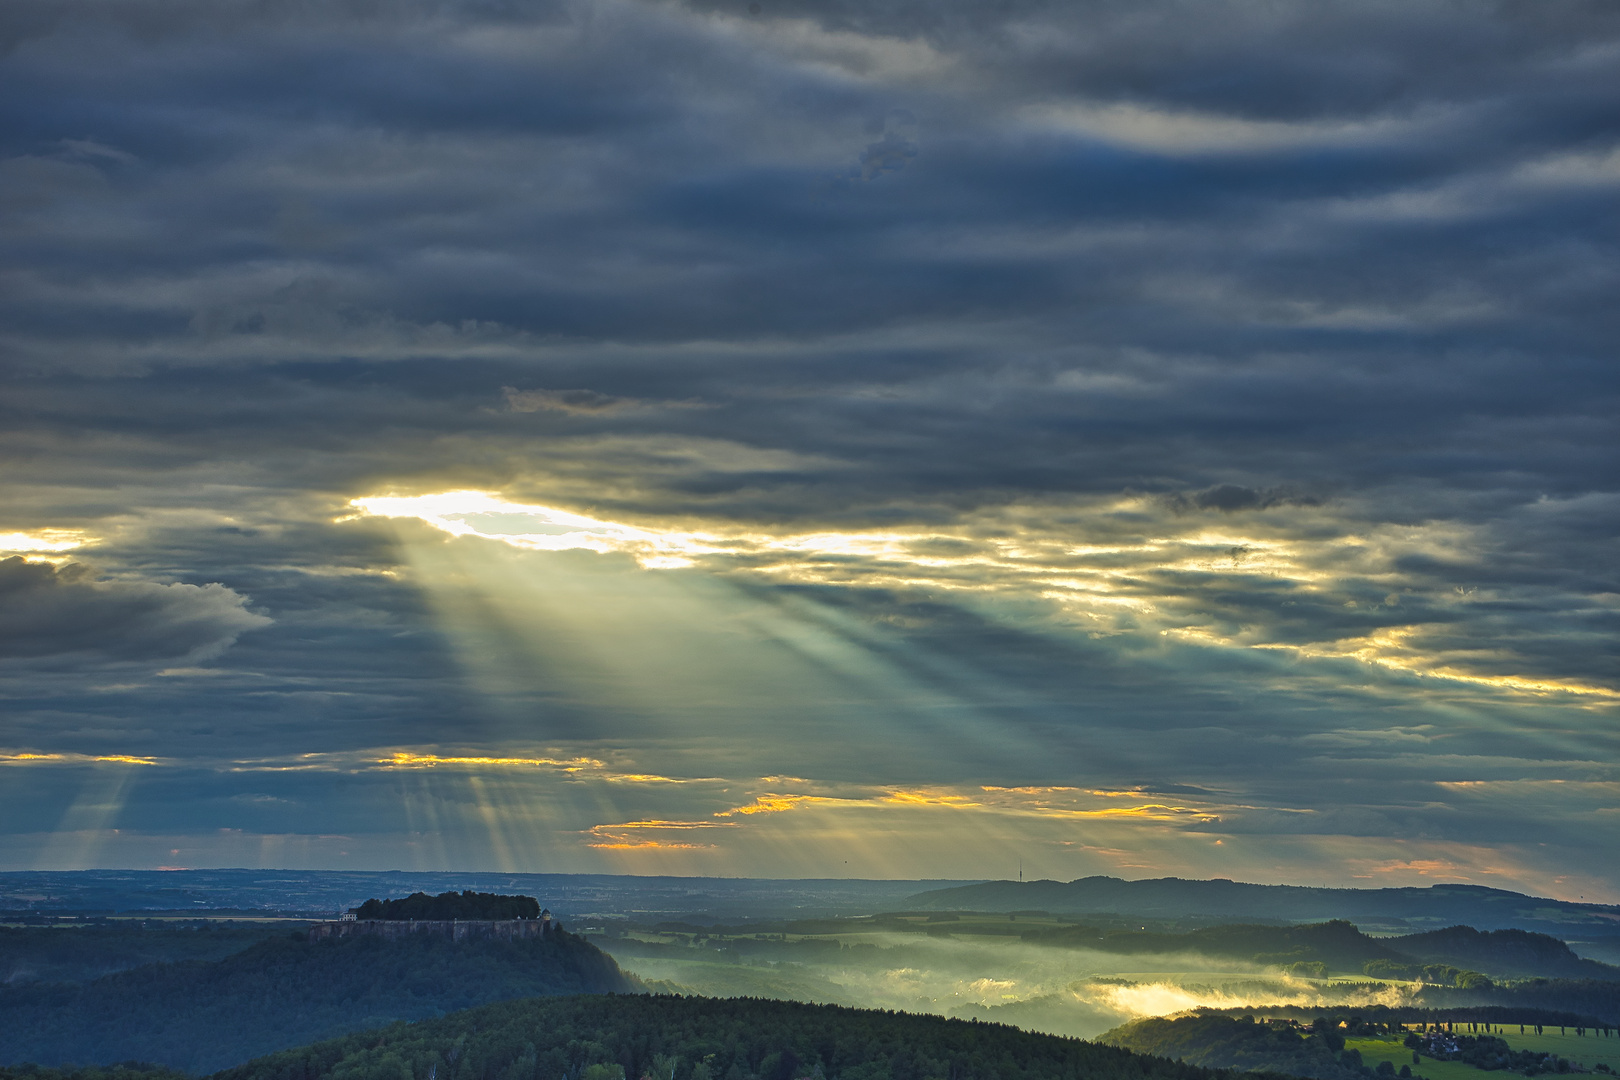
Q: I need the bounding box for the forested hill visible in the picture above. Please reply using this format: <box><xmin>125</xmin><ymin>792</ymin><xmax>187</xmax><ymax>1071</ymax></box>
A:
<box><xmin>1018</xmin><ymin>920</ymin><xmax>1620</xmax><ymax>983</ymax></box>
<box><xmin>1392</xmin><ymin>927</ymin><xmax>1617</xmax><ymax>981</ymax></box>
<box><xmin>0</xmin><ymin>922</ymin><xmax>297</xmax><ymax>986</ymax></box>
<box><xmin>215</xmin><ymin>993</ymin><xmax>1222</xmax><ymax>1080</ymax></box>
<box><xmin>1022</xmin><ymin>920</ymin><xmax>1408</xmax><ymax>972</ymax></box>
<box><xmin>906</xmin><ymin>878</ymin><xmax>1620</xmax><ymax>935</ymax></box>
<box><xmin>0</xmin><ymin>929</ymin><xmax>635</xmax><ymax>1074</ymax></box>
<box><xmin>1100</xmin><ymin>1014</ymin><xmax>1378</xmax><ymax>1080</ymax></box>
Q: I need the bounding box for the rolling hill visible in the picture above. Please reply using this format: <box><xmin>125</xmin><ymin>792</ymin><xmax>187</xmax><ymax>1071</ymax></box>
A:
<box><xmin>1018</xmin><ymin>919</ymin><xmax>1620</xmax><ymax>984</ymax></box>
<box><xmin>907</xmin><ymin>879</ymin><xmax>1620</xmax><ymax>937</ymax></box>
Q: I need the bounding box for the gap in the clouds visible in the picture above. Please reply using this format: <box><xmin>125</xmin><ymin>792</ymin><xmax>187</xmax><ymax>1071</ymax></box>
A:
<box><xmin>370</xmin><ymin>504</ymin><xmax>1054</xmax><ymax>775</ymax></box>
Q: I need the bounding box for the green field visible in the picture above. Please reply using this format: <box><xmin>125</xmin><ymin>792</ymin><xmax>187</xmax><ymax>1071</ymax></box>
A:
<box><xmin>1346</xmin><ymin>1032</ymin><xmax>1620</xmax><ymax>1077</ymax></box>
<box><xmin>1347</xmin><ymin>1038</ymin><xmax>1487</xmax><ymax>1080</ymax></box>
<box><xmin>1495</xmin><ymin>1030</ymin><xmax>1620</xmax><ymax>1072</ymax></box>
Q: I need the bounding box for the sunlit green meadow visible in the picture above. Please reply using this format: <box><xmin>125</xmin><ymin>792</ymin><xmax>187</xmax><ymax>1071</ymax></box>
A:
<box><xmin>1493</xmin><ymin>1031</ymin><xmax>1620</xmax><ymax>1072</ymax></box>
<box><xmin>1345</xmin><ymin>1038</ymin><xmax>1482</xmax><ymax>1080</ymax></box>
<box><xmin>1346</xmin><ymin>1031</ymin><xmax>1620</xmax><ymax>1078</ymax></box>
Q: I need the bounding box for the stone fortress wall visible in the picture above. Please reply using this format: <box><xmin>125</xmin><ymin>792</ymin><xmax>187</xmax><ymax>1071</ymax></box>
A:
<box><xmin>309</xmin><ymin>917</ymin><xmax>557</xmax><ymax>942</ymax></box>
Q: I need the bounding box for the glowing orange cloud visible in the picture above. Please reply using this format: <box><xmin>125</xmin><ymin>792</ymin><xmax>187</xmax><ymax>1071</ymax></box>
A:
<box><xmin>377</xmin><ymin>752</ymin><xmax>602</xmax><ymax>770</ymax></box>
<box><xmin>584</xmin><ymin>818</ymin><xmax>733</xmax><ymax>850</ymax></box>
<box><xmin>882</xmin><ymin>789</ymin><xmax>981</xmax><ymax>807</ymax></box>
<box><xmin>714</xmin><ymin>793</ymin><xmax>835</xmax><ymax>816</ymax></box>
<box><xmin>590</xmin><ymin>819</ymin><xmax>737</xmax><ymax>830</ymax></box>
<box><xmin>0</xmin><ymin>752</ymin><xmax>158</xmax><ymax>766</ymax></box>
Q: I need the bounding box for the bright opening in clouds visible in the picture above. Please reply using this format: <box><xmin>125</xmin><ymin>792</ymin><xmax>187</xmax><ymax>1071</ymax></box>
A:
<box><xmin>0</xmin><ymin>0</ymin><xmax>1614</xmax><ymax>895</ymax></box>
<box><xmin>353</xmin><ymin>491</ymin><xmax>723</xmax><ymax>568</ymax></box>
<box><xmin>0</xmin><ymin>530</ymin><xmax>90</xmax><ymax>555</ymax></box>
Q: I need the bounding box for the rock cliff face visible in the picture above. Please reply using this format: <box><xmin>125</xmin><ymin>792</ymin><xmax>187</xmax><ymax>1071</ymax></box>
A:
<box><xmin>308</xmin><ymin>918</ymin><xmax>558</xmax><ymax>942</ymax></box>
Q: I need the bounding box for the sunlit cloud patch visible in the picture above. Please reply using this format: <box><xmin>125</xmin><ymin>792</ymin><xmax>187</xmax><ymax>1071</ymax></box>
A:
<box><xmin>0</xmin><ymin>530</ymin><xmax>90</xmax><ymax>555</ymax></box>
<box><xmin>378</xmin><ymin>752</ymin><xmax>603</xmax><ymax>772</ymax></box>
<box><xmin>0</xmin><ymin>751</ymin><xmax>159</xmax><ymax>766</ymax></box>
<box><xmin>350</xmin><ymin>490</ymin><xmax>1617</xmax><ymax>704</ymax></box>
<box><xmin>352</xmin><ymin>492</ymin><xmax>726</xmax><ymax>569</ymax></box>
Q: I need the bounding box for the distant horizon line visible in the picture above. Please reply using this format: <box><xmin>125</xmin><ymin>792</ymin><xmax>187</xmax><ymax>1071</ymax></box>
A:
<box><xmin>1</xmin><ymin>866</ymin><xmax>1604</xmax><ymax>900</ymax></box>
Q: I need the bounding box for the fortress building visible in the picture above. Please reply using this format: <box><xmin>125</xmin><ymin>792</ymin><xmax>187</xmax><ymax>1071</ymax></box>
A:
<box><xmin>309</xmin><ymin>894</ymin><xmax>558</xmax><ymax>941</ymax></box>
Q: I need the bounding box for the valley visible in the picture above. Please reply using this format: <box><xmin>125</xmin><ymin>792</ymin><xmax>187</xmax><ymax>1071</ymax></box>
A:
<box><xmin>2</xmin><ymin>876</ymin><xmax>1617</xmax><ymax>1080</ymax></box>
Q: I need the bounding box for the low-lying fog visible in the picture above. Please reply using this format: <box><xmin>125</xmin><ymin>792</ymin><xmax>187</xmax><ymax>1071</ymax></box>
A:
<box><xmin>593</xmin><ymin>932</ymin><xmax>1415</xmax><ymax>1039</ymax></box>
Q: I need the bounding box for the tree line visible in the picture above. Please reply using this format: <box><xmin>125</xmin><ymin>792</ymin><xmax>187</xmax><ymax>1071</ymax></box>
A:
<box><xmin>354</xmin><ymin>894</ymin><xmax>542</xmax><ymax>922</ymax></box>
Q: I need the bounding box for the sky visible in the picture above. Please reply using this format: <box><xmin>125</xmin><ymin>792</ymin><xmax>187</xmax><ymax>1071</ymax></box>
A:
<box><xmin>0</xmin><ymin>0</ymin><xmax>1616</xmax><ymax>898</ymax></box>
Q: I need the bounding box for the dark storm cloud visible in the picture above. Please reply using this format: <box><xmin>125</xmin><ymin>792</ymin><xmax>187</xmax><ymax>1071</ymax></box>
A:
<box><xmin>0</xmin><ymin>0</ymin><xmax>1615</xmax><ymax>883</ymax></box>
<box><xmin>501</xmin><ymin>386</ymin><xmax>692</xmax><ymax>414</ymax></box>
<box><xmin>1165</xmin><ymin>485</ymin><xmax>1320</xmax><ymax>513</ymax></box>
<box><xmin>0</xmin><ymin>557</ymin><xmax>267</xmax><ymax>664</ymax></box>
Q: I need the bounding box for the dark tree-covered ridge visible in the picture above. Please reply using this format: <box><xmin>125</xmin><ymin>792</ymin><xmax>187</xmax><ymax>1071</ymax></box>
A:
<box><xmin>0</xmin><ymin>928</ymin><xmax>634</xmax><ymax>1073</ymax></box>
<box><xmin>216</xmin><ymin>993</ymin><xmax>1228</xmax><ymax>1080</ymax></box>
<box><xmin>354</xmin><ymin>892</ymin><xmax>541</xmax><ymax>921</ymax></box>
<box><xmin>0</xmin><ymin>922</ymin><xmax>298</xmax><ymax>986</ymax></box>
<box><xmin>0</xmin><ymin>1065</ymin><xmax>185</xmax><ymax>1080</ymax></box>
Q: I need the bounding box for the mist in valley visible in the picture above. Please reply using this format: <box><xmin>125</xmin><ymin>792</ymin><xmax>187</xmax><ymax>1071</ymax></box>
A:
<box><xmin>594</xmin><ymin>931</ymin><xmax>1416</xmax><ymax>1039</ymax></box>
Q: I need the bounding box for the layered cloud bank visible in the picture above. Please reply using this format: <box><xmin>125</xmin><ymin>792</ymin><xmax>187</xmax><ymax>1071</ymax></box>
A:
<box><xmin>0</xmin><ymin>0</ymin><xmax>1615</xmax><ymax>892</ymax></box>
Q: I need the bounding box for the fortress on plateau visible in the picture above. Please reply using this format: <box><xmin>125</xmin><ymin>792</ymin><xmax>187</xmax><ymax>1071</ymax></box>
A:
<box><xmin>307</xmin><ymin>889</ymin><xmax>561</xmax><ymax>942</ymax></box>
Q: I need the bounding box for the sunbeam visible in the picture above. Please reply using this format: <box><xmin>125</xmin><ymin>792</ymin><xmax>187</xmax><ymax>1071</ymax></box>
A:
<box><xmin>40</xmin><ymin>763</ymin><xmax>142</xmax><ymax>870</ymax></box>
